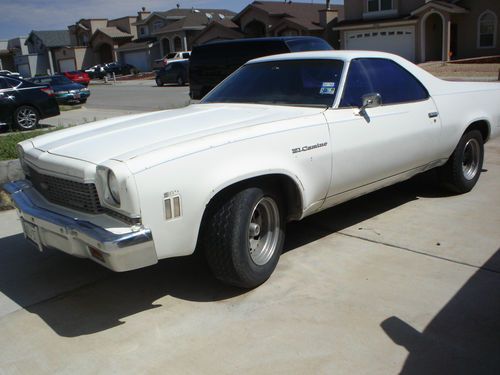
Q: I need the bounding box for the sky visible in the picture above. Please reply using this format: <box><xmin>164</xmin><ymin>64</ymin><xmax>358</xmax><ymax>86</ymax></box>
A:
<box><xmin>1</xmin><ymin>0</ymin><xmax>343</xmax><ymax>40</ymax></box>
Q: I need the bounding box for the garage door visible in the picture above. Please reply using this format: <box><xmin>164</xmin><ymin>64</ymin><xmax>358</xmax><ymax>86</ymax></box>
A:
<box><xmin>346</xmin><ymin>26</ymin><xmax>415</xmax><ymax>62</ymax></box>
<box><xmin>59</xmin><ymin>58</ymin><xmax>76</xmax><ymax>73</ymax></box>
<box><xmin>17</xmin><ymin>64</ymin><xmax>30</xmax><ymax>78</ymax></box>
<box><xmin>122</xmin><ymin>51</ymin><xmax>149</xmax><ymax>72</ymax></box>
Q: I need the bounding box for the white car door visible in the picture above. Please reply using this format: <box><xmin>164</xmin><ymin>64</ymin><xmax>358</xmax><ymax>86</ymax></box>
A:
<box><xmin>322</xmin><ymin>58</ymin><xmax>442</xmax><ymax>206</ymax></box>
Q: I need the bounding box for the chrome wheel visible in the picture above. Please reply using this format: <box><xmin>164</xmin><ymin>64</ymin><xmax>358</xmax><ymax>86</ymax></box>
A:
<box><xmin>462</xmin><ymin>138</ymin><xmax>480</xmax><ymax>180</ymax></box>
<box><xmin>248</xmin><ymin>197</ymin><xmax>280</xmax><ymax>266</ymax></box>
<box><xmin>16</xmin><ymin>107</ymin><xmax>38</xmax><ymax>130</ymax></box>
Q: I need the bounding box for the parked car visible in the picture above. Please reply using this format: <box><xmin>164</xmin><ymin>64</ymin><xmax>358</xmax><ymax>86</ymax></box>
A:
<box><xmin>0</xmin><ymin>69</ymin><xmax>23</xmax><ymax>80</ymax></box>
<box><xmin>189</xmin><ymin>36</ymin><xmax>332</xmax><ymax>99</ymax></box>
<box><xmin>6</xmin><ymin>51</ymin><xmax>500</xmax><ymax>289</ymax></box>
<box><xmin>153</xmin><ymin>51</ymin><xmax>191</xmax><ymax>70</ymax></box>
<box><xmin>30</xmin><ymin>75</ymin><xmax>90</xmax><ymax>104</ymax></box>
<box><xmin>104</xmin><ymin>62</ymin><xmax>138</xmax><ymax>76</ymax></box>
<box><xmin>0</xmin><ymin>75</ymin><xmax>59</xmax><ymax>131</ymax></box>
<box><xmin>85</xmin><ymin>64</ymin><xmax>106</xmax><ymax>79</ymax></box>
<box><xmin>63</xmin><ymin>71</ymin><xmax>90</xmax><ymax>87</ymax></box>
<box><xmin>155</xmin><ymin>60</ymin><xmax>189</xmax><ymax>86</ymax></box>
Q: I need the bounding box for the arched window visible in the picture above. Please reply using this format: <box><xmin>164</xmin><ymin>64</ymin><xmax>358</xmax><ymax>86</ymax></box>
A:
<box><xmin>478</xmin><ymin>11</ymin><xmax>497</xmax><ymax>48</ymax></box>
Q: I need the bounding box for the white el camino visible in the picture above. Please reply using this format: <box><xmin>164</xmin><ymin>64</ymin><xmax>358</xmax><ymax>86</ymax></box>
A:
<box><xmin>4</xmin><ymin>51</ymin><xmax>500</xmax><ymax>288</ymax></box>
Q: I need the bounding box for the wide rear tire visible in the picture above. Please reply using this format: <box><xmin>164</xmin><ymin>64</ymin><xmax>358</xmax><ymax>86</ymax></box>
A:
<box><xmin>438</xmin><ymin>130</ymin><xmax>484</xmax><ymax>194</ymax></box>
<box><xmin>203</xmin><ymin>187</ymin><xmax>285</xmax><ymax>288</ymax></box>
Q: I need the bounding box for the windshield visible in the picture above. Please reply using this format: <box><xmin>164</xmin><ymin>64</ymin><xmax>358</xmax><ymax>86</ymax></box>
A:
<box><xmin>202</xmin><ymin>59</ymin><xmax>344</xmax><ymax>107</ymax></box>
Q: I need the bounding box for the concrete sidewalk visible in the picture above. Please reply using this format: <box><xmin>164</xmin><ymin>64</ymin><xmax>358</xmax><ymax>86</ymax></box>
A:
<box><xmin>0</xmin><ymin>138</ymin><xmax>499</xmax><ymax>374</ymax></box>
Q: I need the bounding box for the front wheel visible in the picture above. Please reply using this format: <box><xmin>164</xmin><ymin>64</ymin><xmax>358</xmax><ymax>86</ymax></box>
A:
<box><xmin>14</xmin><ymin>105</ymin><xmax>39</xmax><ymax>131</ymax></box>
<box><xmin>438</xmin><ymin>130</ymin><xmax>484</xmax><ymax>193</ymax></box>
<box><xmin>156</xmin><ymin>77</ymin><xmax>163</xmax><ymax>87</ymax></box>
<box><xmin>203</xmin><ymin>187</ymin><xmax>285</xmax><ymax>288</ymax></box>
<box><xmin>176</xmin><ymin>76</ymin><xmax>185</xmax><ymax>86</ymax></box>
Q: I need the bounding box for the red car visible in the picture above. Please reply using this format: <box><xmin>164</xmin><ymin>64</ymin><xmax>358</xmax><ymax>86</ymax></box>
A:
<box><xmin>63</xmin><ymin>71</ymin><xmax>90</xmax><ymax>86</ymax></box>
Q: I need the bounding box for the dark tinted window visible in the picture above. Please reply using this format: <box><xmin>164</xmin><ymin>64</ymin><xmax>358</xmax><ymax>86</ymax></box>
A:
<box><xmin>5</xmin><ymin>77</ymin><xmax>21</xmax><ymax>87</ymax></box>
<box><xmin>0</xmin><ymin>78</ymin><xmax>8</xmax><ymax>89</ymax></box>
<box><xmin>203</xmin><ymin>59</ymin><xmax>344</xmax><ymax>107</ymax></box>
<box><xmin>340</xmin><ymin>58</ymin><xmax>428</xmax><ymax>107</ymax></box>
<box><xmin>286</xmin><ymin>38</ymin><xmax>332</xmax><ymax>52</ymax></box>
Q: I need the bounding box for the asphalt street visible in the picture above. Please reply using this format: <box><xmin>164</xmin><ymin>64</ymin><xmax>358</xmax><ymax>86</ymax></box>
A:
<box><xmin>85</xmin><ymin>80</ymin><xmax>191</xmax><ymax>112</ymax></box>
<box><xmin>0</xmin><ymin>123</ymin><xmax>499</xmax><ymax>374</ymax></box>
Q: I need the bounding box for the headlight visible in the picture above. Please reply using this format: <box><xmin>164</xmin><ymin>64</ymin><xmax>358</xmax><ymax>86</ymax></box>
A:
<box><xmin>107</xmin><ymin>170</ymin><xmax>121</xmax><ymax>205</ymax></box>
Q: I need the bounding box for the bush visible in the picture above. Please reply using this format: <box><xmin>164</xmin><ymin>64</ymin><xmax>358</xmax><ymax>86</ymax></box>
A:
<box><xmin>0</xmin><ymin>129</ymin><xmax>55</xmax><ymax>160</ymax></box>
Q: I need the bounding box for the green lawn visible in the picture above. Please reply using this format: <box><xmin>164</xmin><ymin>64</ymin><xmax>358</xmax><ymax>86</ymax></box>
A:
<box><xmin>0</xmin><ymin>129</ymin><xmax>56</xmax><ymax>161</ymax></box>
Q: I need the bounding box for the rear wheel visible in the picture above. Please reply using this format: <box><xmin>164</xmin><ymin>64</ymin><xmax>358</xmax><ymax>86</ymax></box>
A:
<box><xmin>14</xmin><ymin>105</ymin><xmax>39</xmax><ymax>131</ymax></box>
<box><xmin>156</xmin><ymin>77</ymin><xmax>163</xmax><ymax>87</ymax></box>
<box><xmin>203</xmin><ymin>187</ymin><xmax>285</xmax><ymax>288</ymax></box>
<box><xmin>438</xmin><ymin>130</ymin><xmax>484</xmax><ymax>193</ymax></box>
<box><xmin>177</xmin><ymin>75</ymin><xmax>185</xmax><ymax>86</ymax></box>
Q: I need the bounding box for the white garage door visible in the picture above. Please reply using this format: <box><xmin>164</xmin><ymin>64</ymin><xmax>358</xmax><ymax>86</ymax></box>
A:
<box><xmin>59</xmin><ymin>58</ymin><xmax>76</xmax><ymax>72</ymax></box>
<box><xmin>346</xmin><ymin>26</ymin><xmax>415</xmax><ymax>62</ymax></box>
<box><xmin>122</xmin><ymin>51</ymin><xmax>149</xmax><ymax>72</ymax></box>
<box><xmin>17</xmin><ymin>64</ymin><xmax>31</xmax><ymax>78</ymax></box>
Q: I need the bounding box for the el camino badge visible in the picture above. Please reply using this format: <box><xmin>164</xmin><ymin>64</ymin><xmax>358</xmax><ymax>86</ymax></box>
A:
<box><xmin>292</xmin><ymin>142</ymin><xmax>328</xmax><ymax>154</ymax></box>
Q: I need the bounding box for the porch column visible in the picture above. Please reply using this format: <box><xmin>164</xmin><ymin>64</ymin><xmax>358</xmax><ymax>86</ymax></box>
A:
<box><xmin>183</xmin><ymin>35</ymin><xmax>188</xmax><ymax>51</ymax></box>
<box><xmin>443</xmin><ymin>17</ymin><xmax>451</xmax><ymax>61</ymax></box>
<box><xmin>47</xmin><ymin>49</ymin><xmax>55</xmax><ymax>75</ymax></box>
<box><xmin>113</xmin><ymin>47</ymin><xmax>118</xmax><ymax>63</ymax></box>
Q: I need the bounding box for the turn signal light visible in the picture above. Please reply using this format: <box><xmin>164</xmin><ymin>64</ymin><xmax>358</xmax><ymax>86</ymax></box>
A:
<box><xmin>88</xmin><ymin>246</ymin><xmax>105</xmax><ymax>263</ymax></box>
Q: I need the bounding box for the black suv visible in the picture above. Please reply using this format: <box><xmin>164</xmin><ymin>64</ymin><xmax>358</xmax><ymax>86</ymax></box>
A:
<box><xmin>0</xmin><ymin>76</ymin><xmax>59</xmax><ymax>131</ymax></box>
<box><xmin>189</xmin><ymin>36</ymin><xmax>332</xmax><ymax>100</ymax></box>
<box><xmin>156</xmin><ymin>60</ymin><xmax>189</xmax><ymax>86</ymax></box>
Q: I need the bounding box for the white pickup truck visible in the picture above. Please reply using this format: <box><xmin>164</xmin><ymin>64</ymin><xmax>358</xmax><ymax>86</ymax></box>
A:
<box><xmin>5</xmin><ymin>51</ymin><xmax>500</xmax><ymax>288</ymax></box>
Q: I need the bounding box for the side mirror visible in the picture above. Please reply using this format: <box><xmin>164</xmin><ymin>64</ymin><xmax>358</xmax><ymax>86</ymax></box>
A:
<box><xmin>360</xmin><ymin>93</ymin><xmax>382</xmax><ymax>112</ymax></box>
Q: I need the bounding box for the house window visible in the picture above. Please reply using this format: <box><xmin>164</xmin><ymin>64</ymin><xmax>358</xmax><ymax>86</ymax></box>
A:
<box><xmin>478</xmin><ymin>11</ymin><xmax>497</xmax><ymax>48</ymax></box>
<box><xmin>140</xmin><ymin>26</ymin><xmax>146</xmax><ymax>36</ymax></box>
<box><xmin>368</xmin><ymin>0</ymin><xmax>392</xmax><ymax>12</ymax></box>
<box><xmin>153</xmin><ymin>21</ymin><xmax>164</xmax><ymax>32</ymax></box>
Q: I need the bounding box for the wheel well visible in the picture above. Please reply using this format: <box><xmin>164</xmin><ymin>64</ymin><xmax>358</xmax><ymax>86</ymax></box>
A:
<box><xmin>465</xmin><ymin>120</ymin><xmax>490</xmax><ymax>143</ymax></box>
<box><xmin>207</xmin><ymin>174</ymin><xmax>303</xmax><ymax>222</ymax></box>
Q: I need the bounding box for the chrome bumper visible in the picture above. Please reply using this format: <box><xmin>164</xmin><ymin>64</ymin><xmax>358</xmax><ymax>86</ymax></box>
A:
<box><xmin>3</xmin><ymin>180</ymin><xmax>158</xmax><ymax>272</ymax></box>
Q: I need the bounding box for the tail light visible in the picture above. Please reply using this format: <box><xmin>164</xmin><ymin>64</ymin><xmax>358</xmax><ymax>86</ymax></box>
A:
<box><xmin>41</xmin><ymin>87</ymin><xmax>54</xmax><ymax>96</ymax></box>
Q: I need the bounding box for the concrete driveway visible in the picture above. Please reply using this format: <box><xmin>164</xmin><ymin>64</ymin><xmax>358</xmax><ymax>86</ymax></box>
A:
<box><xmin>0</xmin><ymin>138</ymin><xmax>499</xmax><ymax>374</ymax></box>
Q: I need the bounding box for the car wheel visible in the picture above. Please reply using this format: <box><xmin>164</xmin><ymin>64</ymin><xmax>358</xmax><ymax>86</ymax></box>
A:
<box><xmin>203</xmin><ymin>187</ymin><xmax>285</xmax><ymax>288</ymax></box>
<box><xmin>177</xmin><ymin>76</ymin><xmax>185</xmax><ymax>86</ymax></box>
<box><xmin>438</xmin><ymin>130</ymin><xmax>484</xmax><ymax>194</ymax></box>
<box><xmin>80</xmin><ymin>99</ymin><xmax>87</xmax><ymax>104</ymax></box>
<box><xmin>14</xmin><ymin>105</ymin><xmax>39</xmax><ymax>131</ymax></box>
<box><xmin>156</xmin><ymin>77</ymin><xmax>163</xmax><ymax>87</ymax></box>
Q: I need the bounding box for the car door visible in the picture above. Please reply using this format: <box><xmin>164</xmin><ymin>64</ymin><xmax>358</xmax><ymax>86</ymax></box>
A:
<box><xmin>0</xmin><ymin>77</ymin><xmax>14</xmax><ymax>124</ymax></box>
<box><xmin>322</xmin><ymin>58</ymin><xmax>442</xmax><ymax>206</ymax></box>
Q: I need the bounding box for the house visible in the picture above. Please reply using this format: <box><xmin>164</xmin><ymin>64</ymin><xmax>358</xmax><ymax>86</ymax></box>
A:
<box><xmin>333</xmin><ymin>0</ymin><xmax>500</xmax><ymax>62</ymax></box>
<box><xmin>62</xmin><ymin>17</ymin><xmax>136</xmax><ymax>72</ymax></box>
<box><xmin>25</xmin><ymin>30</ymin><xmax>72</xmax><ymax>75</ymax></box>
<box><xmin>192</xmin><ymin>1</ymin><xmax>344</xmax><ymax>48</ymax></box>
<box><xmin>116</xmin><ymin>7</ymin><xmax>236</xmax><ymax>71</ymax></box>
<box><xmin>0</xmin><ymin>40</ymin><xmax>15</xmax><ymax>71</ymax></box>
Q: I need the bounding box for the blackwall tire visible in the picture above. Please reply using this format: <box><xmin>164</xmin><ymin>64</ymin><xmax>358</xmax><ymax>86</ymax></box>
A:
<box><xmin>203</xmin><ymin>187</ymin><xmax>285</xmax><ymax>288</ymax></box>
<box><xmin>438</xmin><ymin>130</ymin><xmax>484</xmax><ymax>194</ymax></box>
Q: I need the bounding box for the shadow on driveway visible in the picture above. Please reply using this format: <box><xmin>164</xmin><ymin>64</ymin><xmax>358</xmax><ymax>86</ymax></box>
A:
<box><xmin>381</xmin><ymin>249</ymin><xmax>500</xmax><ymax>374</ymax></box>
<box><xmin>0</xmin><ymin>171</ymin><xmax>474</xmax><ymax>338</ymax></box>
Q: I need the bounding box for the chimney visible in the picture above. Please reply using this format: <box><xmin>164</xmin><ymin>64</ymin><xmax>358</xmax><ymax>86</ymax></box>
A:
<box><xmin>137</xmin><ymin>7</ymin><xmax>151</xmax><ymax>21</ymax></box>
<box><xmin>319</xmin><ymin>8</ymin><xmax>338</xmax><ymax>28</ymax></box>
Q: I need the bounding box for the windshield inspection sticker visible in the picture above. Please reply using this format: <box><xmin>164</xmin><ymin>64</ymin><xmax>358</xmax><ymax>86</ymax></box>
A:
<box><xmin>319</xmin><ymin>82</ymin><xmax>336</xmax><ymax>95</ymax></box>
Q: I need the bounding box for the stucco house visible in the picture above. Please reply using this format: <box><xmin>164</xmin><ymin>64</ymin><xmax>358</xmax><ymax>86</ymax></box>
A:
<box><xmin>25</xmin><ymin>30</ymin><xmax>72</xmax><ymax>75</ymax></box>
<box><xmin>116</xmin><ymin>7</ymin><xmax>236</xmax><ymax>71</ymax></box>
<box><xmin>333</xmin><ymin>0</ymin><xmax>500</xmax><ymax>62</ymax></box>
<box><xmin>192</xmin><ymin>1</ymin><xmax>344</xmax><ymax>48</ymax></box>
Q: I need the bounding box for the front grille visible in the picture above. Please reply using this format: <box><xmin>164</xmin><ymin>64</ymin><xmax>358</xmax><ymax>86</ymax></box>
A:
<box><xmin>28</xmin><ymin>167</ymin><xmax>104</xmax><ymax>214</ymax></box>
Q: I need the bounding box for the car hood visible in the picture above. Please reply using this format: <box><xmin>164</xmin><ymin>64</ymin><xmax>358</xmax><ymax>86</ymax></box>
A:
<box><xmin>29</xmin><ymin>103</ymin><xmax>325</xmax><ymax>165</ymax></box>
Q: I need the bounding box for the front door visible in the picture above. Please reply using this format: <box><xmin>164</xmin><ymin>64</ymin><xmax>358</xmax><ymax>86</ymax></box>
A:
<box><xmin>322</xmin><ymin>58</ymin><xmax>442</xmax><ymax>207</ymax></box>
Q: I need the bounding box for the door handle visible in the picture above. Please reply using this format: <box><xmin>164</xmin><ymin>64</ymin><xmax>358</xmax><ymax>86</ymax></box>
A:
<box><xmin>428</xmin><ymin>112</ymin><xmax>439</xmax><ymax>118</ymax></box>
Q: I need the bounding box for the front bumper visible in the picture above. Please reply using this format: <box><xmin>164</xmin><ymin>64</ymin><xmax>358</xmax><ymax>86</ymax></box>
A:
<box><xmin>56</xmin><ymin>91</ymin><xmax>90</xmax><ymax>103</ymax></box>
<box><xmin>3</xmin><ymin>180</ymin><xmax>157</xmax><ymax>272</ymax></box>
